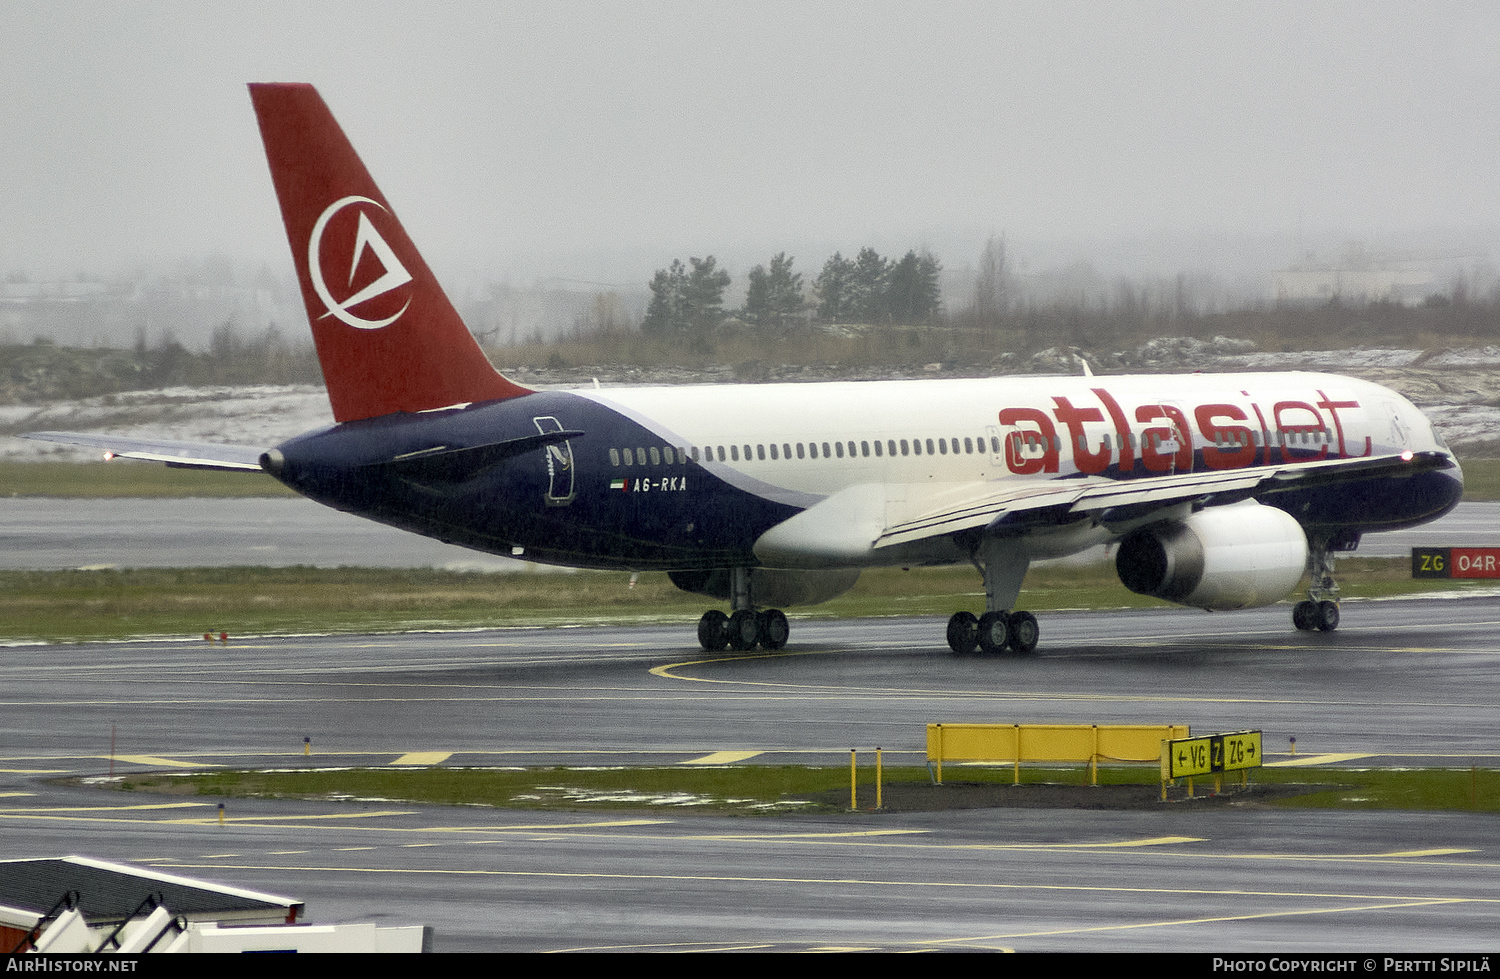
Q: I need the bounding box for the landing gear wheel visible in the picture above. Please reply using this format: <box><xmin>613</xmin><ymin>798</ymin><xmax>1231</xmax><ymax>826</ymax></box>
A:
<box><xmin>977</xmin><ymin>611</ymin><xmax>1011</xmax><ymax>655</ymax></box>
<box><xmin>758</xmin><ymin>609</ymin><xmax>789</xmax><ymax>650</ymax></box>
<box><xmin>1008</xmin><ymin>611</ymin><xmax>1039</xmax><ymax>654</ymax></box>
<box><xmin>1315</xmin><ymin>600</ymin><xmax>1340</xmax><ymax>632</ymax></box>
<box><xmin>697</xmin><ymin>610</ymin><xmax>729</xmax><ymax>651</ymax></box>
<box><xmin>1292</xmin><ymin>600</ymin><xmax>1317</xmax><ymax>632</ymax></box>
<box><xmin>727</xmin><ymin>609</ymin><xmax>761</xmax><ymax>651</ymax></box>
<box><xmin>946</xmin><ymin>611</ymin><xmax>979</xmax><ymax>656</ymax></box>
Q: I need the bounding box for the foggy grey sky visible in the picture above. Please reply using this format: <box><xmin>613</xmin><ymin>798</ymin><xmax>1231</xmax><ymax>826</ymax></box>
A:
<box><xmin>2</xmin><ymin>1</ymin><xmax>1498</xmax><ymax>287</ymax></box>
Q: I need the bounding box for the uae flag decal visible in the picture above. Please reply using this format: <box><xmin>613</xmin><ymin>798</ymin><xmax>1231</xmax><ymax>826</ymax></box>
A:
<box><xmin>610</xmin><ymin>478</ymin><xmax>629</xmax><ymax>491</ymax></box>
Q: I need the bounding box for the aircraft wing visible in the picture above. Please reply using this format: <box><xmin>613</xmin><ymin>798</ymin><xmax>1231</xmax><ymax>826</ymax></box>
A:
<box><xmin>755</xmin><ymin>450</ymin><xmax>1454</xmax><ymax>567</ymax></box>
<box><xmin>22</xmin><ymin>432</ymin><xmax>267</xmax><ymax>471</ymax></box>
<box><xmin>877</xmin><ymin>449</ymin><xmax>1455</xmax><ymax>549</ymax></box>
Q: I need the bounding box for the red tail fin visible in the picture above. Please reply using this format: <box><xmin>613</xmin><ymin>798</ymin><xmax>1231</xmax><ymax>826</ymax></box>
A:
<box><xmin>249</xmin><ymin>83</ymin><xmax>530</xmax><ymax>423</ymax></box>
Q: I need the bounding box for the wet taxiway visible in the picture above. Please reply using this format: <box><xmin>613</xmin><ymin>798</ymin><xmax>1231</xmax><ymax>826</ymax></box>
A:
<box><xmin>2</xmin><ymin>600</ymin><xmax>1497</xmax><ymax>951</ymax></box>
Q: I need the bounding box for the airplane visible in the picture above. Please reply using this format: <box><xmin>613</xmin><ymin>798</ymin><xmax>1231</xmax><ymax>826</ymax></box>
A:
<box><xmin>27</xmin><ymin>83</ymin><xmax>1464</xmax><ymax>656</ymax></box>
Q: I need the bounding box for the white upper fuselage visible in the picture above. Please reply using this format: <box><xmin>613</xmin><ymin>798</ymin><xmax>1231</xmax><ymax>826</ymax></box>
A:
<box><xmin>580</xmin><ymin>371</ymin><xmax>1447</xmax><ymax>506</ymax></box>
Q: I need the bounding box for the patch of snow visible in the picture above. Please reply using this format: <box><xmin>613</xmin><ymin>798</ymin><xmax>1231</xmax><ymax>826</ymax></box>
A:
<box><xmin>1</xmin><ymin>384</ymin><xmax>333</xmax><ymax>461</ymax></box>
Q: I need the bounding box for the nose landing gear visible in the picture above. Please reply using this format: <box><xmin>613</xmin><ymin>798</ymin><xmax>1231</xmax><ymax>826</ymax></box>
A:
<box><xmin>1293</xmin><ymin>534</ymin><xmax>1355</xmax><ymax>633</ymax></box>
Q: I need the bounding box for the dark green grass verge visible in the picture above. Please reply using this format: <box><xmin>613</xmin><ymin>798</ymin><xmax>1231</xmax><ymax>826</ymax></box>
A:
<box><xmin>0</xmin><ymin>460</ymin><xmax>297</xmax><ymax>498</ymax></box>
<box><xmin>96</xmin><ymin>765</ymin><xmax>1500</xmax><ymax>815</ymax></box>
<box><xmin>1454</xmin><ymin>457</ymin><xmax>1500</xmax><ymax>500</ymax></box>
<box><xmin>1</xmin><ymin>558</ymin><xmax>1485</xmax><ymax>644</ymax></box>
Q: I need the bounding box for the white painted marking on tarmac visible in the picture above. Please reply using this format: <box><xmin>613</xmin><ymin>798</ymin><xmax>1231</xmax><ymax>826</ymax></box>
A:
<box><xmin>0</xmin><ymin>802</ymin><xmax>207</xmax><ymax>813</ymax></box>
<box><xmin>687</xmin><ymin>829</ymin><xmax>928</xmax><ymax>840</ymax></box>
<box><xmin>681</xmin><ymin>751</ymin><xmax>762</xmax><ymax>764</ymax></box>
<box><xmin>164</xmin><ymin>810</ymin><xmax>416</xmax><ymax>824</ymax></box>
<box><xmin>1267</xmin><ymin>753</ymin><xmax>1375</xmax><ymax>766</ymax></box>
<box><xmin>969</xmin><ymin>835</ymin><xmax>1206</xmax><ymax>849</ymax></box>
<box><xmin>390</xmin><ymin>752</ymin><xmax>451</xmax><ymax>765</ymax></box>
<box><xmin>110</xmin><ymin>754</ymin><xmax>218</xmax><ymax>768</ymax></box>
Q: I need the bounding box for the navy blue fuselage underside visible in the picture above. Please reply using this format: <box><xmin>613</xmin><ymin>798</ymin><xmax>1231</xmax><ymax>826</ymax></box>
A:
<box><xmin>267</xmin><ymin>392</ymin><xmax>1463</xmax><ymax>571</ymax></box>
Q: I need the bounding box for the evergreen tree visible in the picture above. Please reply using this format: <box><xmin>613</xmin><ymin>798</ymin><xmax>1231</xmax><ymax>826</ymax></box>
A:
<box><xmin>814</xmin><ymin>252</ymin><xmax>855</xmax><ymax>323</ymax></box>
<box><xmin>849</xmin><ymin>247</ymin><xmax>890</xmax><ymax>323</ymax></box>
<box><xmin>886</xmin><ymin>249</ymin><xmax>943</xmax><ymax>325</ymax></box>
<box><xmin>641</xmin><ymin>259</ymin><xmax>686</xmax><ymax>339</ymax></box>
<box><xmin>681</xmin><ymin>256</ymin><xmax>731</xmax><ymax>350</ymax></box>
<box><xmin>743</xmin><ymin>253</ymin><xmax>805</xmax><ymax>330</ymax></box>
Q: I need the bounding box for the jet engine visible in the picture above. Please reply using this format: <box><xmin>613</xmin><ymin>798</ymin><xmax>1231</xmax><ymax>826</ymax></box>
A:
<box><xmin>1115</xmin><ymin>501</ymin><xmax>1308</xmax><ymax>611</ymax></box>
<box><xmin>668</xmin><ymin>568</ymin><xmax>861</xmax><ymax>608</ymax></box>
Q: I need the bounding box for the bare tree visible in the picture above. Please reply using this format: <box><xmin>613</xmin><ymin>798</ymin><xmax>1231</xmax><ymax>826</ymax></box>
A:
<box><xmin>970</xmin><ymin>235</ymin><xmax>1009</xmax><ymax>329</ymax></box>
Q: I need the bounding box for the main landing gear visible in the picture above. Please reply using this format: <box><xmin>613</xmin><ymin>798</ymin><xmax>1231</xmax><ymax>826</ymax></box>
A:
<box><xmin>697</xmin><ymin>608</ymin><xmax>789</xmax><ymax>652</ymax></box>
<box><xmin>1292</xmin><ymin>535</ymin><xmax>1349</xmax><ymax>632</ymax></box>
<box><xmin>946</xmin><ymin>609</ymin><xmax>1040</xmax><ymax>656</ymax></box>
<box><xmin>696</xmin><ymin>567</ymin><xmax>790</xmax><ymax>653</ymax></box>
<box><xmin>946</xmin><ymin>540</ymin><xmax>1040</xmax><ymax>656</ymax></box>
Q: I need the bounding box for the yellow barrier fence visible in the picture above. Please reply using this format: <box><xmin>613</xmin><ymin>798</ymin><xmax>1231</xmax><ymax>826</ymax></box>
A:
<box><xmin>926</xmin><ymin>723</ymin><xmax>1190</xmax><ymax>784</ymax></box>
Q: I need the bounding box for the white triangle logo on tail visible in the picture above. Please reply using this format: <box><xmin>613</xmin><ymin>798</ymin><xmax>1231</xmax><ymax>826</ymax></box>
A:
<box><xmin>308</xmin><ymin>196</ymin><xmax>414</xmax><ymax>330</ymax></box>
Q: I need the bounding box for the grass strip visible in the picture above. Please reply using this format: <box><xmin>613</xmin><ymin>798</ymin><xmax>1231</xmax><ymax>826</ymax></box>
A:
<box><xmin>0</xmin><ymin>460</ymin><xmax>297</xmax><ymax>498</ymax></box>
<box><xmin>0</xmin><ymin>559</ymin><xmax>1484</xmax><ymax>644</ymax></box>
<box><xmin>98</xmin><ymin>765</ymin><xmax>1500</xmax><ymax>815</ymax></box>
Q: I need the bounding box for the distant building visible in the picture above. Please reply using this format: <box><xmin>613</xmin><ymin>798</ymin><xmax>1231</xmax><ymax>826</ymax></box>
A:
<box><xmin>1273</xmin><ymin>244</ymin><xmax>1445</xmax><ymax>306</ymax></box>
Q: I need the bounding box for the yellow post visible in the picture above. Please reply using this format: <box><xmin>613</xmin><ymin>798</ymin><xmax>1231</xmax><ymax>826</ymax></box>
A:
<box><xmin>935</xmin><ymin>725</ymin><xmax>943</xmax><ymax>784</ymax></box>
<box><xmin>304</xmin><ymin>737</ymin><xmax>311</xmax><ymax>756</ymax></box>
<box><xmin>1012</xmin><ymin>725</ymin><xmax>1021</xmax><ymax>785</ymax></box>
<box><xmin>876</xmin><ymin>747</ymin><xmax>883</xmax><ymax>810</ymax></box>
<box><xmin>217</xmin><ymin>803</ymin><xmax>225</xmax><ymax>825</ymax></box>
<box><xmin>850</xmin><ymin>749</ymin><xmax>857</xmax><ymax>810</ymax></box>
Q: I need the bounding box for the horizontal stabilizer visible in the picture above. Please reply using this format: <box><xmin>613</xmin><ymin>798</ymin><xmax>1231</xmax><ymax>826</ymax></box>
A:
<box><xmin>22</xmin><ymin>432</ymin><xmax>266</xmax><ymax>471</ymax></box>
<box><xmin>372</xmin><ymin>430</ymin><xmax>584</xmax><ymax>484</ymax></box>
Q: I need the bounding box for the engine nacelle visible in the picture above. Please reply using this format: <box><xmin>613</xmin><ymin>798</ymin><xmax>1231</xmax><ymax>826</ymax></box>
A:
<box><xmin>1115</xmin><ymin>501</ymin><xmax>1308</xmax><ymax>611</ymax></box>
<box><xmin>668</xmin><ymin>568</ymin><xmax>861</xmax><ymax>608</ymax></box>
